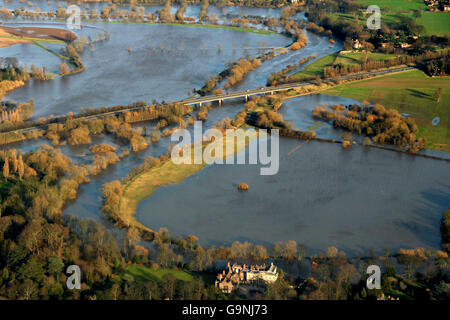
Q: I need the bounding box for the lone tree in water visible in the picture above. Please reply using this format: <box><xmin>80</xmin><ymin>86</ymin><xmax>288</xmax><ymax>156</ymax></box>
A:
<box><xmin>237</xmin><ymin>183</ymin><xmax>249</xmax><ymax>191</ymax></box>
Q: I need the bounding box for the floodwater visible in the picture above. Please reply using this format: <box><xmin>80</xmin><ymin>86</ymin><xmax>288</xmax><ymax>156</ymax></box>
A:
<box><xmin>63</xmin><ymin>101</ymin><xmax>246</xmax><ymax>222</ymax></box>
<box><xmin>2</xmin><ymin>22</ymin><xmax>292</xmax><ymax>118</ymax></box>
<box><xmin>0</xmin><ymin>1</ymin><xmax>298</xmax><ymax>20</ymax></box>
<box><xmin>0</xmin><ymin>42</ymin><xmax>65</xmax><ymax>73</ymax></box>
<box><xmin>0</xmin><ymin>6</ymin><xmax>448</xmax><ymax>254</ymax></box>
<box><xmin>134</xmin><ymin>135</ymin><xmax>450</xmax><ymax>255</ymax></box>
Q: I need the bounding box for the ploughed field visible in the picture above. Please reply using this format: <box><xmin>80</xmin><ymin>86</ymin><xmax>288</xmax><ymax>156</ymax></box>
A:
<box><xmin>0</xmin><ymin>26</ymin><xmax>77</xmax><ymax>42</ymax></box>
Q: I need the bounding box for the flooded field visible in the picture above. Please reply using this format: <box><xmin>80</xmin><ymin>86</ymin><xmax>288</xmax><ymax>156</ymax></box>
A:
<box><xmin>3</xmin><ymin>22</ymin><xmax>292</xmax><ymax>118</ymax></box>
<box><xmin>134</xmin><ymin>136</ymin><xmax>449</xmax><ymax>254</ymax></box>
<box><xmin>0</xmin><ymin>3</ymin><xmax>448</xmax><ymax>255</ymax></box>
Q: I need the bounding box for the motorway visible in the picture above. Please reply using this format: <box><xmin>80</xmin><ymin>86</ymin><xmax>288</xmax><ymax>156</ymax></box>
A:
<box><xmin>179</xmin><ymin>66</ymin><xmax>415</xmax><ymax>106</ymax></box>
<box><xmin>2</xmin><ymin>66</ymin><xmax>415</xmax><ymax>137</ymax></box>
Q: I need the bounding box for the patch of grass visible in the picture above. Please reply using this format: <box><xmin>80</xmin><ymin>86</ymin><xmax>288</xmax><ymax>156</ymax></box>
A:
<box><xmin>356</xmin><ymin>0</ymin><xmax>427</xmax><ymax>12</ymax></box>
<box><xmin>126</xmin><ymin>265</ymin><xmax>194</xmax><ymax>282</ymax></box>
<box><xmin>386</xmin><ymin>12</ymin><xmax>450</xmax><ymax>36</ymax></box>
<box><xmin>291</xmin><ymin>52</ymin><xmax>339</xmax><ymax>80</ymax></box>
<box><xmin>31</xmin><ymin>40</ymin><xmax>69</xmax><ymax>60</ymax></box>
<box><xmin>325</xmin><ymin>69</ymin><xmax>450</xmax><ymax>152</ymax></box>
<box><xmin>334</xmin><ymin>52</ymin><xmax>400</xmax><ymax>66</ymax></box>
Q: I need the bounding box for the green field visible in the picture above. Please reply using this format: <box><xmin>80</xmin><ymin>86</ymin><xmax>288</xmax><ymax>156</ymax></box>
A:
<box><xmin>334</xmin><ymin>51</ymin><xmax>399</xmax><ymax>66</ymax></box>
<box><xmin>325</xmin><ymin>69</ymin><xmax>450</xmax><ymax>152</ymax></box>
<box><xmin>291</xmin><ymin>52</ymin><xmax>339</xmax><ymax>80</ymax></box>
<box><xmin>126</xmin><ymin>265</ymin><xmax>195</xmax><ymax>282</ymax></box>
<box><xmin>330</xmin><ymin>10</ymin><xmax>450</xmax><ymax>37</ymax></box>
<box><xmin>356</xmin><ymin>0</ymin><xmax>427</xmax><ymax>11</ymax></box>
<box><xmin>292</xmin><ymin>51</ymin><xmax>400</xmax><ymax>80</ymax></box>
<box><xmin>385</xmin><ymin>12</ymin><xmax>450</xmax><ymax>36</ymax></box>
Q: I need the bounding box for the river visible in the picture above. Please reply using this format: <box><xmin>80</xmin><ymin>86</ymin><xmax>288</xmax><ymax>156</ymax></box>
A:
<box><xmin>1</xmin><ymin>4</ymin><xmax>448</xmax><ymax>255</ymax></box>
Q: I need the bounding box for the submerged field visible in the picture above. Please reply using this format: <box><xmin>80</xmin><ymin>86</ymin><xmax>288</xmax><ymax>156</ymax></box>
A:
<box><xmin>325</xmin><ymin>69</ymin><xmax>450</xmax><ymax>152</ymax></box>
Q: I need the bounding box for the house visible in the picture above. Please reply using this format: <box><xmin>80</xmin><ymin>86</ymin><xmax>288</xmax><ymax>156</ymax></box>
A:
<box><xmin>444</xmin><ymin>4</ymin><xmax>450</xmax><ymax>11</ymax></box>
<box><xmin>290</xmin><ymin>0</ymin><xmax>305</xmax><ymax>5</ymax></box>
<box><xmin>215</xmin><ymin>262</ymin><xmax>279</xmax><ymax>293</ymax></box>
<box><xmin>400</xmin><ymin>43</ymin><xmax>412</xmax><ymax>49</ymax></box>
<box><xmin>352</xmin><ymin>39</ymin><xmax>362</xmax><ymax>49</ymax></box>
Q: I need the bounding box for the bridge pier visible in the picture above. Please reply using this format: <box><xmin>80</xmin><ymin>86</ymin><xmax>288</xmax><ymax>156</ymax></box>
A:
<box><xmin>245</xmin><ymin>95</ymin><xmax>248</xmax><ymax>102</ymax></box>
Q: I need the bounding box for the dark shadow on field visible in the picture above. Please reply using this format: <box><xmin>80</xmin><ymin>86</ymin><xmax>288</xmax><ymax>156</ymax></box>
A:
<box><xmin>338</xmin><ymin>55</ymin><xmax>360</xmax><ymax>65</ymax></box>
<box><xmin>406</xmin><ymin>89</ymin><xmax>433</xmax><ymax>100</ymax></box>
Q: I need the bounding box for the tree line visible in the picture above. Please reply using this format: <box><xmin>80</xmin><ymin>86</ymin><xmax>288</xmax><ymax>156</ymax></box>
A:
<box><xmin>312</xmin><ymin>103</ymin><xmax>425</xmax><ymax>152</ymax></box>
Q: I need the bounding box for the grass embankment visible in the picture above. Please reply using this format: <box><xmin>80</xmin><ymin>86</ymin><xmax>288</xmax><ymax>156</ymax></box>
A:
<box><xmin>0</xmin><ymin>32</ymin><xmax>68</xmax><ymax>61</ymax></box>
<box><xmin>325</xmin><ymin>69</ymin><xmax>450</xmax><ymax>152</ymax></box>
<box><xmin>126</xmin><ymin>265</ymin><xmax>195</xmax><ymax>282</ymax></box>
<box><xmin>385</xmin><ymin>12</ymin><xmax>450</xmax><ymax>37</ymax></box>
<box><xmin>119</xmin><ymin>134</ymin><xmax>255</xmax><ymax>229</ymax></box>
<box><xmin>30</xmin><ymin>40</ymin><xmax>70</xmax><ymax>60</ymax></box>
<box><xmin>334</xmin><ymin>51</ymin><xmax>399</xmax><ymax>65</ymax></box>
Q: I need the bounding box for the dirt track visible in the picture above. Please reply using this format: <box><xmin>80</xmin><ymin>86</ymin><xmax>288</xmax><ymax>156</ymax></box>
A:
<box><xmin>0</xmin><ymin>26</ymin><xmax>77</xmax><ymax>47</ymax></box>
